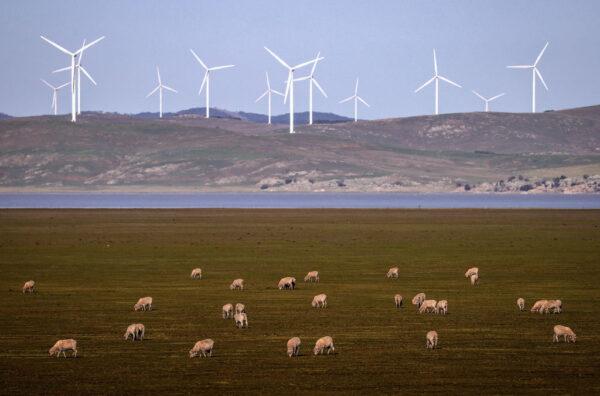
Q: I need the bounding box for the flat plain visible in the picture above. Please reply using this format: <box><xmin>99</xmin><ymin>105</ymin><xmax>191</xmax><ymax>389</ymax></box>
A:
<box><xmin>1</xmin><ymin>209</ymin><xmax>599</xmax><ymax>394</ymax></box>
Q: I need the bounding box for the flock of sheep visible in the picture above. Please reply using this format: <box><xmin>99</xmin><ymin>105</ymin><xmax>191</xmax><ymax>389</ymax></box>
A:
<box><xmin>22</xmin><ymin>264</ymin><xmax>577</xmax><ymax>359</ymax></box>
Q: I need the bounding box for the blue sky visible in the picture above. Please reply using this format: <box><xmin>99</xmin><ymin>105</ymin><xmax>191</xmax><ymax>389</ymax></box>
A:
<box><xmin>1</xmin><ymin>0</ymin><xmax>599</xmax><ymax>118</ymax></box>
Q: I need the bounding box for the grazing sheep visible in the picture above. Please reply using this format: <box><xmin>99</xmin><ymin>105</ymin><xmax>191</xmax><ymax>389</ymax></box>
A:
<box><xmin>235</xmin><ymin>303</ymin><xmax>246</xmax><ymax>314</ymax></box>
<box><xmin>189</xmin><ymin>339</ymin><xmax>214</xmax><ymax>358</ymax></box>
<box><xmin>313</xmin><ymin>336</ymin><xmax>335</xmax><ymax>355</ymax></box>
<box><xmin>465</xmin><ymin>267</ymin><xmax>479</xmax><ymax>278</ymax></box>
<box><xmin>394</xmin><ymin>294</ymin><xmax>403</xmax><ymax>309</ymax></box>
<box><xmin>234</xmin><ymin>312</ymin><xmax>248</xmax><ymax>328</ymax></box>
<box><xmin>222</xmin><ymin>303</ymin><xmax>234</xmax><ymax>319</ymax></box>
<box><xmin>124</xmin><ymin>323</ymin><xmax>145</xmax><ymax>341</ymax></box>
<box><xmin>436</xmin><ymin>300</ymin><xmax>448</xmax><ymax>315</ymax></box>
<box><xmin>230</xmin><ymin>279</ymin><xmax>245</xmax><ymax>291</ymax></box>
<box><xmin>133</xmin><ymin>297</ymin><xmax>153</xmax><ymax>311</ymax></box>
<box><xmin>190</xmin><ymin>268</ymin><xmax>202</xmax><ymax>279</ymax></box>
<box><xmin>419</xmin><ymin>299</ymin><xmax>438</xmax><ymax>314</ymax></box>
<box><xmin>517</xmin><ymin>298</ymin><xmax>525</xmax><ymax>311</ymax></box>
<box><xmin>553</xmin><ymin>325</ymin><xmax>576</xmax><ymax>343</ymax></box>
<box><xmin>426</xmin><ymin>331</ymin><xmax>438</xmax><ymax>349</ymax></box>
<box><xmin>287</xmin><ymin>337</ymin><xmax>301</xmax><ymax>357</ymax></box>
<box><xmin>49</xmin><ymin>339</ymin><xmax>77</xmax><ymax>358</ymax></box>
<box><xmin>311</xmin><ymin>293</ymin><xmax>328</xmax><ymax>308</ymax></box>
<box><xmin>412</xmin><ymin>293</ymin><xmax>426</xmax><ymax>309</ymax></box>
<box><xmin>531</xmin><ymin>299</ymin><xmax>549</xmax><ymax>313</ymax></box>
<box><xmin>542</xmin><ymin>299</ymin><xmax>562</xmax><ymax>314</ymax></box>
<box><xmin>386</xmin><ymin>267</ymin><xmax>399</xmax><ymax>278</ymax></box>
<box><xmin>469</xmin><ymin>273</ymin><xmax>479</xmax><ymax>285</ymax></box>
<box><xmin>278</xmin><ymin>277</ymin><xmax>296</xmax><ymax>290</ymax></box>
<box><xmin>22</xmin><ymin>280</ymin><xmax>35</xmax><ymax>293</ymax></box>
<box><xmin>304</xmin><ymin>271</ymin><xmax>320</xmax><ymax>283</ymax></box>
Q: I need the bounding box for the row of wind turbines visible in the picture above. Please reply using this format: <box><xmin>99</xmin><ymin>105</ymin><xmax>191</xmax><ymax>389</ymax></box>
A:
<box><xmin>39</xmin><ymin>35</ymin><xmax>551</xmax><ymax>134</ymax></box>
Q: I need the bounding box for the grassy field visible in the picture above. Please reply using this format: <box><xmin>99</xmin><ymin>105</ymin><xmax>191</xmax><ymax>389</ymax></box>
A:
<box><xmin>1</xmin><ymin>209</ymin><xmax>599</xmax><ymax>394</ymax></box>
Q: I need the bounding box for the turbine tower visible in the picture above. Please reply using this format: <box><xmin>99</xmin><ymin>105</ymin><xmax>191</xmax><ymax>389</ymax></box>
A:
<box><xmin>472</xmin><ymin>91</ymin><xmax>506</xmax><ymax>112</ymax></box>
<box><xmin>190</xmin><ymin>49</ymin><xmax>234</xmax><ymax>118</ymax></box>
<box><xmin>41</xmin><ymin>79</ymin><xmax>69</xmax><ymax>115</ymax></box>
<box><xmin>40</xmin><ymin>35</ymin><xmax>104</xmax><ymax>122</ymax></box>
<box><xmin>339</xmin><ymin>78</ymin><xmax>370</xmax><ymax>122</ymax></box>
<box><xmin>507</xmin><ymin>42</ymin><xmax>549</xmax><ymax>113</ymax></box>
<box><xmin>264</xmin><ymin>47</ymin><xmax>323</xmax><ymax>134</ymax></box>
<box><xmin>255</xmin><ymin>72</ymin><xmax>283</xmax><ymax>125</ymax></box>
<box><xmin>415</xmin><ymin>49</ymin><xmax>461</xmax><ymax>115</ymax></box>
<box><xmin>146</xmin><ymin>66</ymin><xmax>177</xmax><ymax>118</ymax></box>
<box><xmin>295</xmin><ymin>52</ymin><xmax>327</xmax><ymax>125</ymax></box>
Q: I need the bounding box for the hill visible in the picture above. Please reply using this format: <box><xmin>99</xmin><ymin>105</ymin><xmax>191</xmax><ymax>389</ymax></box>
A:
<box><xmin>1</xmin><ymin>107</ymin><xmax>599</xmax><ymax>192</ymax></box>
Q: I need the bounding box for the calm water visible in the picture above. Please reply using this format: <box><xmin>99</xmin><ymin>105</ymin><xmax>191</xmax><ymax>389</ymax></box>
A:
<box><xmin>0</xmin><ymin>193</ymin><xmax>598</xmax><ymax>209</ymax></box>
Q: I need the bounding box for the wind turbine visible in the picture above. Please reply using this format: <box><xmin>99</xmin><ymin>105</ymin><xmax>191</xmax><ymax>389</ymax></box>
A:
<box><xmin>295</xmin><ymin>52</ymin><xmax>327</xmax><ymax>125</ymax></box>
<box><xmin>189</xmin><ymin>49</ymin><xmax>234</xmax><ymax>118</ymax></box>
<box><xmin>264</xmin><ymin>47</ymin><xmax>323</xmax><ymax>134</ymax></box>
<box><xmin>507</xmin><ymin>42</ymin><xmax>549</xmax><ymax>113</ymax></box>
<box><xmin>472</xmin><ymin>91</ymin><xmax>506</xmax><ymax>112</ymax></box>
<box><xmin>255</xmin><ymin>72</ymin><xmax>283</xmax><ymax>125</ymax></box>
<box><xmin>53</xmin><ymin>39</ymin><xmax>97</xmax><ymax>115</ymax></box>
<box><xmin>146</xmin><ymin>66</ymin><xmax>177</xmax><ymax>118</ymax></box>
<box><xmin>339</xmin><ymin>78</ymin><xmax>370</xmax><ymax>122</ymax></box>
<box><xmin>415</xmin><ymin>49</ymin><xmax>461</xmax><ymax>115</ymax></box>
<box><xmin>41</xmin><ymin>79</ymin><xmax>69</xmax><ymax>115</ymax></box>
<box><xmin>40</xmin><ymin>35</ymin><xmax>105</xmax><ymax>122</ymax></box>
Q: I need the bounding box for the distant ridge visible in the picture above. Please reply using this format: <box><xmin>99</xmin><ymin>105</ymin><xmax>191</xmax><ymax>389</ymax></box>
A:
<box><xmin>0</xmin><ymin>112</ymin><xmax>12</xmax><ymax>120</ymax></box>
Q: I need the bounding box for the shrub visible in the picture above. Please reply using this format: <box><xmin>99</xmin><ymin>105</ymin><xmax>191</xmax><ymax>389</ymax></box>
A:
<box><xmin>464</xmin><ymin>184</ymin><xmax>471</xmax><ymax>191</ymax></box>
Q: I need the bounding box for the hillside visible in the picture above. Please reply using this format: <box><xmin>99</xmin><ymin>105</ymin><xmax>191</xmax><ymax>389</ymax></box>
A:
<box><xmin>1</xmin><ymin>107</ymin><xmax>599</xmax><ymax>192</ymax></box>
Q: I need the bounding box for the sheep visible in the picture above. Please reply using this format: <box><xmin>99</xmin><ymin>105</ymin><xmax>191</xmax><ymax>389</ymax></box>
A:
<box><xmin>436</xmin><ymin>300</ymin><xmax>448</xmax><ymax>315</ymax></box>
<box><xmin>311</xmin><ymin>294</ymin><xmax>328</xmax><ymax>308</ymax></box>
<box><xmin>531</xmin><ymin>299</ymin><xmax>548</xmax><ymax>313</ymax></box>
<box><xmin>394</xmin><ymin>294</ymin><xmax>403</xmax><ymax>309</ymax></box>
<box><xmin>278</xmin><ymin>277</ymin><xmax>296</xmax><ymax>290</ymax></box>
<box><xmin>190</xmin><ymin>268</ymin><xmax>202</xmax><ymax>279</ymax></box>
<box><xmin>222</xmin><ymin>303</ymin><xmax>234</xmax><ymax>319</ymax></box>
<box><xmin>386</xmin><ymin>267</ymin><xmax>399</xmax><ymax>278</ymax></box>
<box><xmin>304</xmin><ymin>271</ymin><xmax>319</xmax><ymax>283</ymax></box>
<box><xmin>412</xmin><ymin>293</ymin><xmax>426</xmax><ymax>309</ymax></box>
<box><xmin>419</xmin><ymin>299</ymin><xmax>438</xmax><ymax>314</ymax></box>
<box><xmin>49</xmin><ymin>339</ymin><xmax>77</xmax><ymax>358</ymax></box>
<box><xmin>230</xmin><ymin>278</ymin><xmax>244</xmax><ymax>291</ymax></box>
<box><xmin>133</xmin><ymin>297</ymin><xmax>153</xmax><ymax>311</ymax></box>
<box><xmin>469</xmin><ymin>273</ymin><xmax>479</xmax><ymax>285</ymax></box>
<box><xmin>235</xmin><ymin>303</ymin><xmax>246</xmax><ymax>315</ymax></box>
<box><xmin>234</xmin><ymin>312</ymin><xmax>248</xmax><ymax>328</ymax></box>
<box><xmin>287</xmin><ymin>337</ymin><xmax>301</xmax><ymax>357</ymax></box>
<box><xmin>189</xmin><ymin>339</ymin><xmax>214</xmax><ymax>358</ymax></box>
<box><xmin>22</xmin><ymin>280</ymin><xmax>35</xmax><ymax>293</ymax></box>
<box><xmin>465</xmin><ymin>267</ymin><xmax>479</xmax><ymax>278</ymax></box>
<box><xmin>542</xmin><ymin>299</ymin><xmax>562</xmax><ymax>314</ymax></box>
<box><xmin>313</xmin><ymin>336</ymin><xmax>335</xmax><ymax>355</ymax></box>
<box><xmin>124</xmin><ymin>323</ymin><xmax>145</xmax><ymax>341</ymax></box>
<box><xmin>426</xmin><ymin>331</ymin><xmax>438</xmax><ymax>349</ymax></box>
<box><xmin>517</xmin><ymin>298</ymin><xmax>525</xmax><ymax>311</ymax></box>
<box><xmin>553</xmin><ymin>325</ymin><xmax>576</xmax><ymax>343</ymax></box>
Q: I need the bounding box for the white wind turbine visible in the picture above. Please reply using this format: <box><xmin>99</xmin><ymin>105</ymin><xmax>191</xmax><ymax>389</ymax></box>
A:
<box><xmin>295</xmin><ymin>52</ymin><xmax>327</xmax><ymax>125</ymax></box>
<box><xmin>40</xmin><ymin>35</ymin><xmax>105</xmax><ymax>122</ymax></box>
<box><xmin>41</xmin><ymin>79</ymin><xmax>70</xmax><ymax>115</ymax></box>
<box><xmin>255</xmin><ymin>72</ymin><xmax>283</xmax><ymax>125</ymax></box>
<box><xmin>507</xmin><ymin>42</ymin><xmax>549</xmax><ymax>113</ymax></box>
<box><xmin>264</xmin><ymin>47</ymin><xmax>323</xmax><ymax>134</ymax></box>
<box><xmin>339</xmin><ymin>78</ymin><xmax>370</xmax><ymax>122</ymax></box>
<box><xmin>190</xmin><ymin>50</ymin><xmax>234</xmax><ymax>118</ymax></box>
<box><xmin>472</xmin><ymin>91</ymin><xmax>506</xmax><ymax>112</ymax></box>
<box><xmin>415</xmin><ymin>49</ymin><xmax>461</xmax><ymax>115</ymax></box>
<box><xmin>146</xmin><ymin>66</ymin><xmax>177</xmax><ymax>118</ymax></box>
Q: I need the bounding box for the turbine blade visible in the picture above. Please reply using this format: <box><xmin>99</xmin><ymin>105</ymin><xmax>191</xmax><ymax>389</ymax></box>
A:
<box><xmin>271</xmin><ymin>89</ymin><xmax>284</xmax><ymax>96</ymax></box>
<box><xmin>535</xmin><ymin>68</ymin><xmax>549</xmax><ymax>90</ymax></box>
<box><xmin>209</xmin><ymin>65</ymin><xmax>235</xmax><ymax>71</ymax></box>
<box><xmin>198</xmin><ymin>72</ymin><xmax>208</xmax><ymax>95</ymax></box>
<box><xmin>339</xmin><ymin>95</ymin><xmax>354</xmax><ymax>104</ymax></box>
<box><xmin>293</xmin><ymin>76</ymin><xmax>310</xmax><ymax>82</ymax></box>
<box><xmin>433</xmin><ymin>49</ymin><xmax>438</xmax><ymax>75</ymax></box>
<box><xmin>51</xmin><ymin>93</ymin><xmax>56</xmax><ymax>108</ymax></box>
<box><xmin>40</xmin><ymin>79</ymin><xmax>54</xmax><ymax>89</ymax></box>
<box><xmin>266</xmin><ymin>71</ymin><xmax>271</xmax><ymax>90</ymax></box>
<box><xmin>255</xmin><ymin>91</ymin><xmax>268</xmax><ymax>103</ymax></box>
<box><xmin>507</xmin><ymin>65</ymin><xmax>532</xmax><ymax>69</ymax></box>
<box><xmin>76</xmin><ymin>36</ymin><xmax>105</xmax><ymax>54</ymax></box>
<box><xmin>77</xmin><ymin>39</ymin><xmax>86</xmax><ymax>65</ymax></box>
<box><xmin>156</xmin><ymin>66</ymin><xmax>161</xmax><ymax>85</ymax></box>
<box><xmin>264</xmin><ymin>47</ymin><xmax>290</xmax><ymax>69</ymax></box>
<box><xmin>57</xmin><ymin>82</ymin><xmax>70</xmax><ymax>89</ymax></box>
<box><xmin>162</xmin><ymin>85</ymin><xmax>177</xmax><ymax>93</ymax></box>
<box><xmin>358</xmin><ymin>96</ymin><xmax>370</xmax><ymax>107</ymax></box>
<box><xmin>472</xmin><ymin>90</ymin><xmax>486</xmax><ymax>101</ymax></box>
<box><xmin>534</xmin><ymin>42</ymin><xmax>549</xmax><ymax>66</ymax></box>
<box><xmin>488</xmin><ymin>93</ymin><xmax>506</xmax><ymax>102</ymax></box>
<box><xmin>310</xmin><ymin>51</ymin><xmax>321</xmax><ymax>76</ymax></box>
<box><xmin>439</xmin><ymin>75</ymin><xmax>461</xmax><ymax>88</ymax></box>
<box><xmin>293</xmin><ymin>57</ymin><xmax>324</xmax><ymax>70</ymax></box>
<box><xmin>414</xmin><ymin>76</ymin><xmax>435</xmax><ymax>93</ymax></box>
<box><xmin>313</xmin><ymin>79</ymin><xmax>327</xmax><ymax>98</ymax></box>
<box><xmin>80</xmin><ymin>66</ymin><xmax>97</xmax><ymax>85</ymax></box>
<box><xmin>146</xmin><ymin>85</ymin><xmax>160</xmax><ymax>98</ymax></box>
<box><xmin>283</xmin><ymin>72</ymin><xmax>291</xmax><ymax>104</ymax></box>
<box><xmin>40</xmin><ymin>36</ymin><xmax>73</xmax><ymax>55</ymax></box>
<box><xmin>355</xmin><ymin>78</ymin><xmax>359</xmax><ymax>95</ymax></box>
<box><xmin>190</xmin><ymin>49</ymin><xmax>208</xmax><ymax>70</ymax></box>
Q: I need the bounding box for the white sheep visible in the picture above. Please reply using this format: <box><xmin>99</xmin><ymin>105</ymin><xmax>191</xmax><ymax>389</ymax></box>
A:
<box><xmin>49</xmin><ymin>339</ymin><xmax>77</xmax><ymax>358</ymax></box>
<box><xmin>531</xmin><ymin>299</ymin><xmax>548</xmax><ymax>313</ymax></box>
<box><xmin>287</xmin><ymin>337</ymin><xmax>301</xmax><ymax>357</ymax></box>
<box><xmin>311</xmin><ymin>294</ymin><xmax>328</xmax><ymax>308</ymax></box>
<box><xmin>386</xmin><ymin>267</ymin><xmax>399</xmax><ymax>278</ymax></box>
<box><xmin>553</xmin><ymin>325</ymin><xmax>576</xmax><ymax>343</ymax></box>
<box><xmin>419</xmin><ymin>299</ymin><xmax>438</xmax><ymax>314</ymax></box>
<box><xmin>22</xmin><ymin>280</ymin><xmax>35</xmax><ymax>293</ymax></box>
<box><xmin>465</xmin><ymin>267</ymin><xmax>479</xmax><ymax>278</ymax></box>
<box><xmin>189</xmin><ymin>339</ymin><xmax>214</xmax><ymax>358</ymax></box>
<box><xmin>313</xmin><ymin>336</ymin><xmax>335</xmax><ymax>355</ymax></box>
<box><xmin>190</xmin><ymin>268</ymin><xmax>202</xmax><ymax>279</ymax></box>
<box><xmin>235</xmin><ymin>303</ymin><xmax>246</xmax><ymax>314</ymax></box>
<box><xmin>394</xmin><ymin>294</ymin><xmax>403</xmax><ymax>309</ymax></box>
<box><xmin>304</xmin><ymin>271</ymin><xmax>319</xmax><ymax>283</ymax></box>
<box><xmin>412</xmin><ymin>293</ymin><xmax>426</xmax><ymax>309</ymax></box>
<box><xmin>426</xmin><ymin>331</ymin><xmax>438</xmax><ymax>349</ymax></box>
<box><xmin>278</xmin><ymin>277</ymin><xmax>296</xmax><ymax>290</ymax></box>
<box><xmin>542</xmin><ymin>299</ymin><xmax>562</xmax><ymax>314</ymax></box>
<box><xmin>124</xmin><ymin>323</ymin><xmax>145</xmax><ymax>341</ymax></box>
<box><xmin>222</xmin><ymin>303</ymin><xmax>234</xmax><ymax>319</ymax></box>
<box><xmin>133</xmin><ymin>297</ymin><xmax>153</xmax><ymax>311</ymax></box>
<box><xmin>436</xmin><ymin>300</ymin><xmax>448</xmax><ymax>315</ymax></box>
<box><xmin>517</xmin><ymin>298</ymin><xmax>525</xmax><ymax>311</ymax></box>
<box><xmin>230</xmin><ymin>278</ymin><xmax>245</xmax><ymax>291</ymax></box>
<box><xmin>469</xmin><ymin>273</ymin><xmax>479</xmax><ymax>285</ymax></box>
<box><xmin>234</xmin><ymin>312</ymin><xmax>248</xmax><ymax>328</ymax></box>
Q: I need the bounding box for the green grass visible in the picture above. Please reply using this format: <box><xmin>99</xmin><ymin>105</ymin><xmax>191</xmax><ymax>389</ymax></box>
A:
<box><xmin>0</xmin><ymin>209</ymin><xmax>599</xmax><ymax>394</ymax></box>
